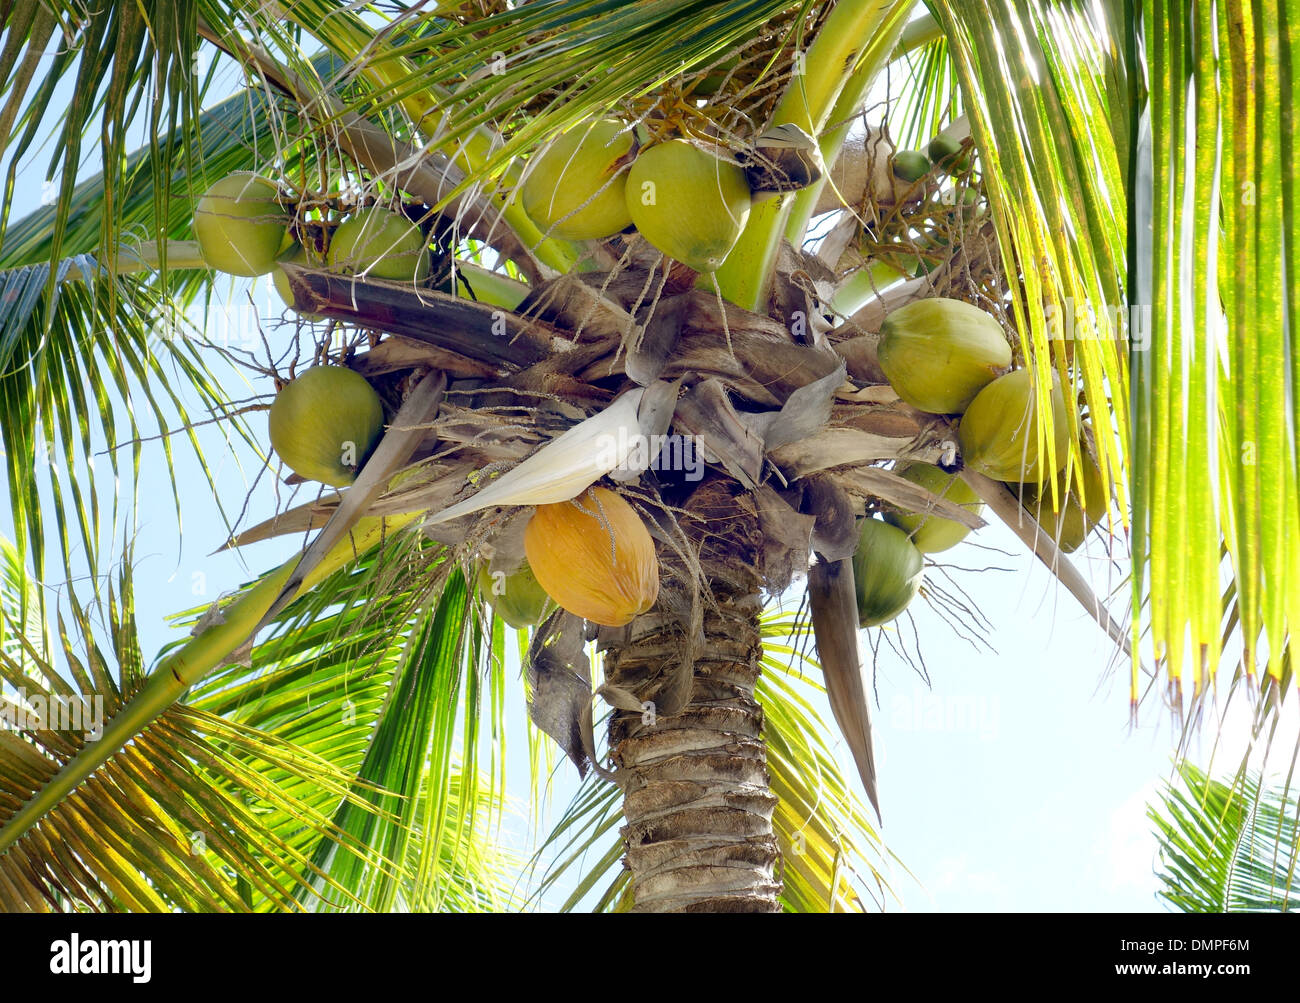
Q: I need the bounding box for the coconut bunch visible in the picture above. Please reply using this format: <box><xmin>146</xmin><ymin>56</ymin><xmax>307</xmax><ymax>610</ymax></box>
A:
<box><xmin>874</xmin><ymin>295</ymin><xmax>1110</xmax><ymax>561</ymax></box>
<box><xmin>517</xmin><ymin>115</ymin><xmax>817</xmax><ymax>273</ymax></box>
<box><xmin>813</xmin><ymin>123</ymin><xmax>993</xmax><ymax>302</ymax></box>
<box><xmin>198</xmin><ymin>109</ymin><xmax>1100</xmax><ymax>684</ymax></box>
<box><xmin>191</xmin><ymin>123</ymin><xmax>1116</xmax><ymax>802</ymax></box>
<box><xmin>192</xmin><ymin>171</ymin><xmax>443</xmax><ymax>302</ymax></box>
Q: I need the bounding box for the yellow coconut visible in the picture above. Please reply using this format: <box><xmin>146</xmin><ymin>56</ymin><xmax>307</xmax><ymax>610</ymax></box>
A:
<box><xmin>625</xmin><ymin>139</ymin><xmax>751</xmax><ymax>272</ymax></box>
<box><xmin>524</xmin><ymin>486</ymin><xmax>659</xmax><ymax>627</ymax></box>
<box><xmin>268</xmin><ymin>366</ymin><xmax>385</xmax><ymax>487</ymax></box>
<box><xmin>878</xmin><ymin>297</ymin><xmax>1012</xmax><ymax>414</ymax></box>
<box><xmin>193</xmin><ymin>172</ymin><xmax>291</xmax><ymax>277</ymax></box>
<box><xmin>327</xmin><ymin>206</ymin><xmax>430</xmax><ymax>283</ymax></box>
<box><xmin>959</xmin><ymin>368</ymin><xmax>1071</xmax><ymax>483</ymax></box>
<box><xmin>883</xmin><ymin>462</ymin><xmax>984</xmax><ymax>554</ymax></box>
<box><xmin>522</xmin><ymin>119</ymin><xmax>635</xmax><ymax>240</ymax></box>
<box><xmin>852</xmin><ymin>518</ymin><xmax>924</xmax><ymax>628</ymax></box>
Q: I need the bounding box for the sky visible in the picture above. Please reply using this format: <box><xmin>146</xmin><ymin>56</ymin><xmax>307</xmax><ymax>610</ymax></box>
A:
<box><xmin>2</xmin><ymin>31</ymin><xmax>1297</xmax><ymax>915</ymax></box>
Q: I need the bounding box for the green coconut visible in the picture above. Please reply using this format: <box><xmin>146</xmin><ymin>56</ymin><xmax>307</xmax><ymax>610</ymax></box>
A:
<box><xmin>193</xmin><ymin>172</ymin><xmax>291</xmax><ymax>277</ymax></box>
<box><xmin>877</xmin><ymin>297</ymin><xmax>1013</xmax><ymax>414</ymax></box>
<box><xmin>327</xmin><ymin>207</ymin><xmax>430</xmax><ymax>283</ymax></box>
<box><xmin>892</xmin><ymin>150</ymin><xmax>931</xmax><ymax>183</ymax></box>
<box><xmin>928</xmin><ymin>134</ymin><xmax>972</xmax><ymax>172</ymax></box>
<box><xmin>884</xmin><ymin>462</ymin><xmax>985</xmax><ymax>554</ymax></box>
<box><xmin>626</xmin><ymin>139</ymin><xmax>752</xmax><ymax>272</ymax></box>
<box><xmin>1017</xmin><ymin>448</ymin><xmax>1109</xmax><ymax>553</ymax></box>
<box><xmin>268</xmin><ymin>366</ymin><xmax>385</xmax><ymax>487</ymax></box>
<box><xmin>852</xmin><ymin>518</ymin><xmax>924</xmax><ymax>628</ymax></box>
<box><xmin>522</xmin><ymin>119</ymin><xmax>635</xmax><ymax>240</ymax></box>
<box><xmin>959</xmin><ymin>368</ymin><xmax>1071</xmax><ymax>483</ymax></box>
<box><xmin>476</xmin><ymin>559</ymin><xmax>553</xmax><ymax>629</ymax></box>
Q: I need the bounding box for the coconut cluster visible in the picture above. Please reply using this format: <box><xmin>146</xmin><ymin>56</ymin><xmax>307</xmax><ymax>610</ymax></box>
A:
<box><xmin>192</xmin><ymin>174</ymin><xmax>438</xmax><ymax>490</ymax></box>
<box><xmin>851</xmin><ymin>295</ymin><xmax>1111</xmax><ymax>628</ymax></box>
<box><xmin>192</xmin><ymin>172</ymin><xmax>432</xmax><ymax>295</ymax></box>
<box><xmin>520</xmin><ymin>119</ymin><xmax>751</xmax><ymax>273</ymax></box>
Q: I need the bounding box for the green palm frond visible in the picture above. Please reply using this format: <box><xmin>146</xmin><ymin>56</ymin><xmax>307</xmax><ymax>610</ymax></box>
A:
<box><xmin>0</xmin><ymin>259</ymin><xmax>225</xmax><ymax>585</ymax></box>
<box><xmin>183</xmin><ymin>529</ymin><xmax>518</xmax><ymax>913</ymax></box>
<box><xmin>0</xmin><ymin>59</ymin><xmax>310</xmax><ymax>581</ymax></box>
<box><xmin>925</xmin><ymin>0</ymin><xmax>1129</xmax><ymax>480</ymax></box>
<box><xmin>1128</xmin><ymin>1</ymin><xmax>1297</xmax><ymax>691</ymax></box>
<box><xmin>0</xmin><ymin>1</ymin><xmax>203</xmax><ymax>265</ymax></box>
<box><xmin>0</xmin><ymin>533</ymin><xmax>520</xmax><ymax>912</ymax></box>
<box><xmin>759</xmin><ymin>615</ymin><xmax>901</xmax><ymax>912</ymax></box>
<box><xmin>1</xmin><ymin>0</ymin><xmax>1292</xmax><ymax>915</ymax></box>
<box><xmin>1152</xmin><ymin>762</ymin><xmax>1300</xmax><ymax>913</ymax></box>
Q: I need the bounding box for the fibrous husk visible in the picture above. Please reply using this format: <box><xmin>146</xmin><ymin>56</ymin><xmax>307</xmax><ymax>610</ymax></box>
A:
<box><xmin>268</xmin><ymin>366</ymin><xmax>385</xmax><ymax>487</ymax></box>
<box><xmin>193</xmin><ymin>172</ymin><xmax>290</xmax><ymax>277</ymax></box>
<box><xmin>327</xmin><ymin>206</ymin><xmax>430</xmax><ymax>283</ymax></box>
<box><xmin>1015</xmin><ymin>446</ymin><xmax>1109</xmax><ymax>553</ymax></box>
<box><xmin>626</xmin><ymin>139</ymin><xmax>751</xmax><ymax>272</ymax></box>
<box><xmin>522</xmin><ymin>118</ymin><xmax>636</xmax><ymax>240</ymax></box>
<box><xmin>883</xmin><ymin>461</ymin><xmax>985</xmax><ymax>553</ymax></box>
<box><xmin>476</xmin><ymin>559</ymin><xmax>554</xmax><ymax>628</ymax></box>
<box><xmin>273</xmin><ymin>244</ymin><xmax>326</xmax><ymax>318</ymax></box>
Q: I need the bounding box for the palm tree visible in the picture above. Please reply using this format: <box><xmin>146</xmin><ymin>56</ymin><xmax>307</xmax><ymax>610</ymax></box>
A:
<box><xmin>0</xmin><ymin>0</ymin><xmax>1292</xmax><ymax>912</ymax></box>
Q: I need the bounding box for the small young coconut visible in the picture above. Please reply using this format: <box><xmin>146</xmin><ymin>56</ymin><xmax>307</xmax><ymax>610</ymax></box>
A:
<box><xmin>193</xmin><ymin>172</ymin><xmax>291</xmax><ymax>277</ymax></box>
<box><xmin>884</xmin><ymin>462</ymin><xmax>984</xmax><ymax>553</ymax></box>
<box><xmin>475</xmin><ymin>559</ymin><xmax>554</xmax><ymax>629</ymax></box>
<box><xmin>524</xmin><ymin>486</ymin><xmax>659</xmax><ymax>627</ymax></box>
<box><xmin>521</xmin><ymin>118</ymin><xmax>635</xmax><ymax>240</ymax></box>
<box><xmin>959</xmin><ymin>368</ymin><xmax>1071</xmax><ymax>483</ymax></box>
<box><xmin>928</xmin><ymin>134</ymin><xmax>973</xmax><ymax>173</ymax></box>
<box><xmin>625</xmin><ymin>139</ymin><xmax>751</xmax><ymax>272</ymax></box>
<box><xmin>327</xmin><ymin>206</ymin><xmax>430</xmax><ymax>283</ymax></box>
<box><xmin>268</xmin><ymin>366</ymin><xmax>385</xmax><ymax>487</ymax></box>
<box><xmin>852</xmin><ymin>518</ymin><xmax>924</xmax><ymax>628</ymax></box>
<box><xmin>877</xmin><ymin>297</ymin><xmax>1013</xmax><ymax>414</ymax></box>
<box><xmin>891</xmin><ymin>150</ymin><xmax>931</xmax><ymax>183</ymax></box>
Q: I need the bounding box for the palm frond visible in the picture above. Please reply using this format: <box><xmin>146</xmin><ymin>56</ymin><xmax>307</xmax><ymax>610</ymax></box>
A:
<box><xmin>1127</xmin><ymin>1</ymin><xmax>1297</xmax><ymax>692</ymax></box>
<box><xmin>1152</xmin><ymin>762</ymin><xmax>1300</xmax><ymax>912</ymax></box>
<box><xmin>0</xmin><ymin>55</ymin><xmax>312</xmax><ymax>581</ymax></box>
<box><xmin>0</xmin><ymin>531</ymin><xmax>520</xmax><ymax>911</ymax></box>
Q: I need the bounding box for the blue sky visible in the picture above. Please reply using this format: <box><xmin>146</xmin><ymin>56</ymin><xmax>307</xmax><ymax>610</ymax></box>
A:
<box><xmin>3</xmin><ymin>40</ymin><xmax>1295</xmax><ymax>914</ymax></box>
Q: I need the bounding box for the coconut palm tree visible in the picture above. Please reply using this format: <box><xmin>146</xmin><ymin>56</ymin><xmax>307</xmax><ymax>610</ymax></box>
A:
<box><xmin>0</xmin><ymin>0</ymin><xmax>1293</xmax><ymax>912</ymax></box>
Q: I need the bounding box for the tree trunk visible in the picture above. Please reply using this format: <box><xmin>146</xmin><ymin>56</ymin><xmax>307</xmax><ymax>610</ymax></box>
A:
<box><xmin>603</xmin><ymin>481</ymin><xmax>781</xmax><ymax>912</ymax></box>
